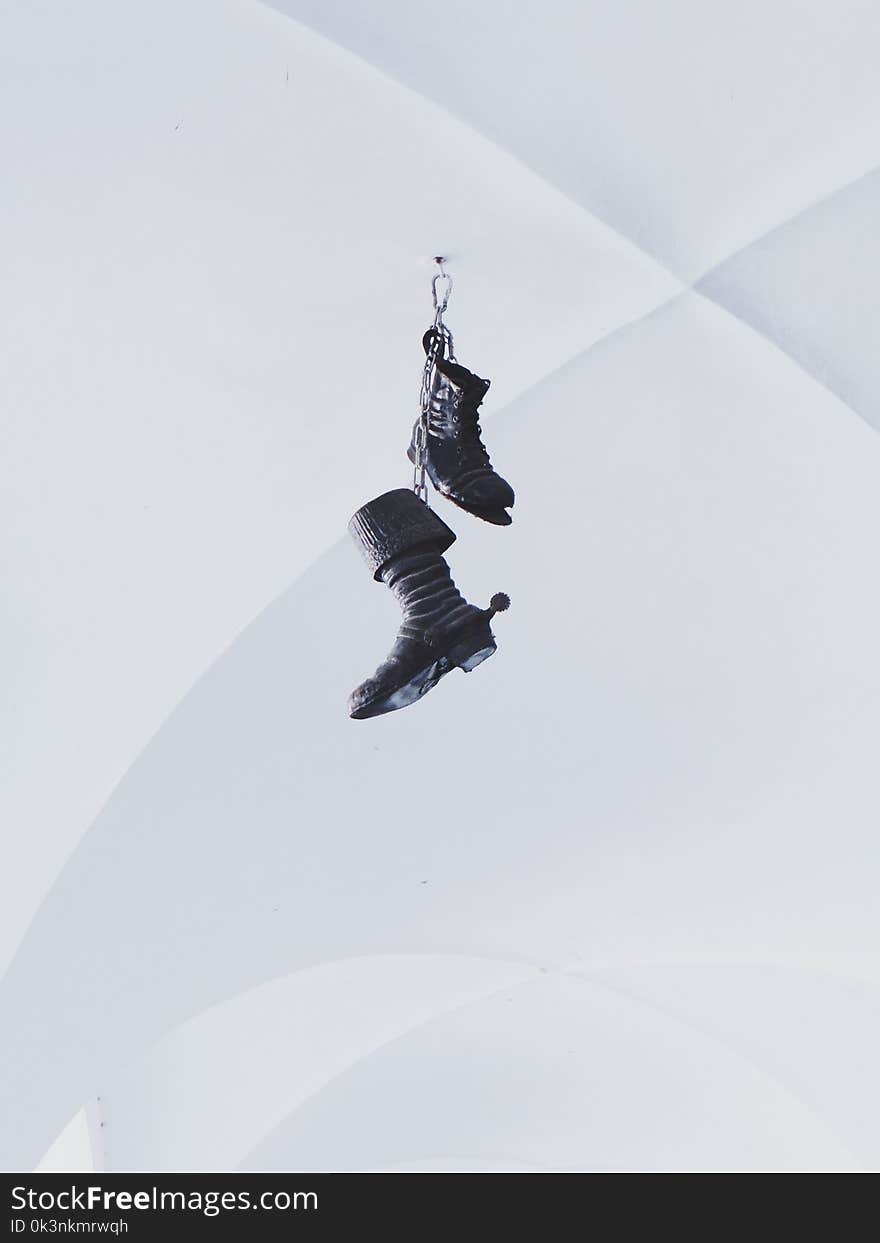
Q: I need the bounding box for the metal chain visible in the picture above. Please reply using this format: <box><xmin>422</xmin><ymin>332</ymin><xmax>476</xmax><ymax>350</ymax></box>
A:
<box><xmin>413</xmin><ymin>264</ymin><xmax>455</xmax><ymax>501</ymax></box>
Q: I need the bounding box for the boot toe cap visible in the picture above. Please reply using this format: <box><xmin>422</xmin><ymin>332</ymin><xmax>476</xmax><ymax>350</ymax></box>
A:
<box><xmin>461</xmin><ymin>474</ymin><xmax>514</xmax><ymax>509</ymax></box>
<box><xmin>348</xmin><ymin>649</ymin><xmax>440</xmax><ymax>719</ymax></box>
<box><xmin>450</xmin><ymin>474</ymin><xmax>515</xmax><ymax>523</ymax></box>
<box><xmin>348</xmin><ymin>676</ymin><xmax>390</xmax><ymax>719</ymax></box>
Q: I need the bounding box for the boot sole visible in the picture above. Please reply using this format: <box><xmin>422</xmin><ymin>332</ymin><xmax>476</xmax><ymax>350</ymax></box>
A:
<box><xmin>406</xmin><ymin>445</ymin><xmax>513</xmax><ymax>526</ymax></box>
<box><xmin>349</xmin><ymin>625</ymin><xmax>497</xmax><ymax>720</ymax></box>
<box><xmin>450</xmin><ymin>498</ymin><xmax>513</xmax><ymax>526</ymax></box>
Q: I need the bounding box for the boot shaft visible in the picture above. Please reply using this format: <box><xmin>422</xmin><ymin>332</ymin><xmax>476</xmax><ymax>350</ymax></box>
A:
<box><xmin>348</xmin><ymin>487</ymin><xmax>456</xmax><ymax>581</ymax></box>
<box><xmin>422</xmin><ymin>329</ymin><xmax>491</xmax><ymax>445</ymax></box>
<box><xmin>381</xmin><ymin>550</ymin><xmax>477</xmax><ymax>642</ymax></box>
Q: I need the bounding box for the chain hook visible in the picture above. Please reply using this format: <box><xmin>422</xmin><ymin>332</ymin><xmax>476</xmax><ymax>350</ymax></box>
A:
<box><xmin>431</xmin><ymin>256</ymin><xmax>452</xmax><ymax>325</ymax></box>
<box><xmin>414</xmin><ymin>258</ymin><xmax>454</xmax><ymax>501</ymax></box>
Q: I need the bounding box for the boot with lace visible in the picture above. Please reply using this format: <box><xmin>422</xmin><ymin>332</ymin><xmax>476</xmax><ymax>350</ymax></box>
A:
<box><xmin>407</xmin><ymin>329</ymin><xmax>515</xmax><ymax>526</ymax></box>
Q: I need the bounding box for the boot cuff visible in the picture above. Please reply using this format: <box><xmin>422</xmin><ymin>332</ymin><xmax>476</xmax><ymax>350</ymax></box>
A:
<box><xmin>349</xmin><ymin>488</ymin><xmax>456</xmax><ymax>580</ymax></box>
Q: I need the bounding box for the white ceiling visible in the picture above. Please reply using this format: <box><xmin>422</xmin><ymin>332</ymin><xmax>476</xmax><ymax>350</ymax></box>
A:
<box><xmin>267</xmin><ymin>0</ymin><xmax>880</xmax><ymax>280</ymax></box>
<box><xmin>3</xmin><ymin>0</ymin><xmax>879</xmax><ymax>1172</ymax></box>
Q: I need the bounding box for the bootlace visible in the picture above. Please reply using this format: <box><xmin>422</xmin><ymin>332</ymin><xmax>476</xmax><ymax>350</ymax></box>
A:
<box><xmin>427</xmin><ymin>375</ymin><xmax>492</xmax><ymax>467</ymax></box>
<box><xmin>454</xmin><ymin>393</ymin><xmax>491</xmax><ymax>464</ymax></box>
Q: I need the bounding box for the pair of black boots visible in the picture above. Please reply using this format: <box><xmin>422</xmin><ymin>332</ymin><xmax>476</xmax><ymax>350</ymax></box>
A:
<box><xmin>348</xmin><ymin>332</ymin><xmax>514</xmax><ymax>720</ymax></box>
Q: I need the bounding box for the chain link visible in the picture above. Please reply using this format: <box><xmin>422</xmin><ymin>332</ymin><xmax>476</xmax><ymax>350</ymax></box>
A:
<box><xmin>413</xmin><ymin>268</ymin><xmax>455</xmax><ymax>501</ymax></box>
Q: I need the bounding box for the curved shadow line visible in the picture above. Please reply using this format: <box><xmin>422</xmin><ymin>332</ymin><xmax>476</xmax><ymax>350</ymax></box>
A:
<box><xmin>0</xmin><ymin>289</ymin><xmax>687</xmax><ymax>984</ymax></box>
<box><xmin>233</xmin><ymin>966</ymin><xmax>549</xmax><ymax>1171</ymax></box>
<box><xmin>693</xmin><ymin>289</ymin><xmax>878</xmax><ymax>435</ymax></box>
<box><xmin>233</xmin><ymin>962</ymin><xmax>865</xmax><ymax>1172</ymax></box>
<box><xmin>13</xmin><ymin>6</ymin><xmax>880</xmax><ymax>980</ymax></box>
<box><xmin>94</xmin><ymin>954</ymin><xmax>545</xmax><ymax>1173</ymax></box>
<box><xmin>259</xmin><ymin>1</ymin><xmax>880</xmax><ymax>291</ymax></box>
<box><xmin>566</xmin><ymin>968</ymin><xmax>867</xmax><ymax>1170</ymax></box>
<box><xmin>254</xmin><ymin>0</ymin><xmax>683</xmax><ymax>284</ymax></box>
<box><xmin>6</xmin><ymin>273</ymin><xmax>875</xmax><ymax>984</ymax></box>
<box><xmin>47</xmin><ymin>952</ymin><xmax>549</xmax><ymax>1171</ymax></box>
<box><xmin>694</xmin><ymin>162</ymin><xmax>880</xmax><ymax>283</ymax></box>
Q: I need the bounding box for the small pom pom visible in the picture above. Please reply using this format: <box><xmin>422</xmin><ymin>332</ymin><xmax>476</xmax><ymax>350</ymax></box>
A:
<box><xmin>489</xmin><ymin>592</ymin><xmax>510</xmax><ymax>613</ymax></box>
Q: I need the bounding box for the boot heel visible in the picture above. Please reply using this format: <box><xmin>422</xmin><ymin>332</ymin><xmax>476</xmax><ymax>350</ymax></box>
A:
<box><xmin>448</xmin><ymin>622</ymin><xmax>496</xmax><ymax>673</ymax></box>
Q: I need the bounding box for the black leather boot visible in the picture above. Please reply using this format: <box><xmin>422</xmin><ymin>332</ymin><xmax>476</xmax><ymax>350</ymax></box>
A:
<box><xmin>348</xmin><ymin>488</ymin><xmax>509</xmax><ymax>720</ymax></box>
<box><xmin>407</xmin><ymin>330</ymin><xmax>515</xmax><ymax>526</ymax></box>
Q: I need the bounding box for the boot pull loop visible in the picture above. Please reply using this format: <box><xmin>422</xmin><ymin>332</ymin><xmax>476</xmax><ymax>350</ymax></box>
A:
<box><xmin>422</xmin><ymin>327</ymin><xmax>446</xmax><ymax>361</ymax></box>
